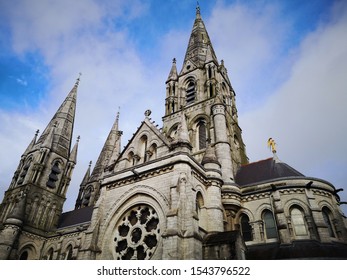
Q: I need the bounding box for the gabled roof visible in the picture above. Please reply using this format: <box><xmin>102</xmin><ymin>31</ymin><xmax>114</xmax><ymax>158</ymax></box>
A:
<box><xmin>114</xmin><ymin>116</ymin><xmax>170</xmax><ymax>165</ymax></box>
<box><xmin>235</xmin><ymin>157</ymin><xmax>304</xmax><ymax>187</ymax></box>
<box><xmin>58</xmin><ymin>206</ymin><xmax>93</xmax><ymax>228</ymax></box>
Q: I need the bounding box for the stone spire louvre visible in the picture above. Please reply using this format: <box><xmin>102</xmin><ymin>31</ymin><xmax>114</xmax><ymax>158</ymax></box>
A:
<box><xmin>90</xmin><ymin>110</ymin><xmax>122</xmax><ymax>181</ymax></box>
<box><xmin>180</xmin><ymin>5</ymin><xmax>219</xmax><ymax>73</ymax></box>
<box><xmin>36</xmin><ymin>77</ymin><xmax>79</xmax><ymax>158</ymax></box>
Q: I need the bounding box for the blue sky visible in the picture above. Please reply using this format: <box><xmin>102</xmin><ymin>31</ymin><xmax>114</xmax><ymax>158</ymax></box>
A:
<box><xmin>0</xmin><ymin>0</ymin><xmax>346</xmax><ymax>214</ymax></box>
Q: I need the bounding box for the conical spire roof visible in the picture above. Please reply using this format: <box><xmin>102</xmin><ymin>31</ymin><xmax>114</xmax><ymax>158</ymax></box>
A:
<box><xmin>69</xmin><ymin>136</ymin><xmax>80</xmax><ymax>164</ymax></box>
<box><xmin>36</xmin><ymin>77</ymin><xmax>79</xmax><ymax>158</ymax></box>
<box><xmin>180</xmin><ymin>6</ymin><xmax>219</xmax><ymax>74</ymax></box>
<box><xmin>90</xmin><ymin>111</ymin><xmax>122</xmax><ymax>181</ymax></box>
<box><xmin>81</xmin><ymin>161</ymin><xmax>92</xmax><ymax>186</ymax></box>
<box><xmin>22</xmin><ymin>129</ymin><xmax>39</xmax><ymax>157</ymax></box>
<box><xmin>166</xmin><ymin>58</ymin><xmax>178</xmax><ymax>83</ymax></box>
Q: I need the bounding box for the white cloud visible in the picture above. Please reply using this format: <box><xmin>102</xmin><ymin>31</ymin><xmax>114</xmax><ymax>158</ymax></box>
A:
<box><xmin>238</xmin><ymin>2</ymin><xmax>347</xmax><ymax>212</ymax></box>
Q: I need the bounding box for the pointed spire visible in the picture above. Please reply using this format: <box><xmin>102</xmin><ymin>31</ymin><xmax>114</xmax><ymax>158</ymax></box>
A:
<box><xmin>107</xmin><ymin>111</ymin><xmax>123</xmax><ymax>166</ymax></box>
<box><xmin>81</xmin><ymin>161</ymin><xmax>92</xmax><ymax>186</ymax></box>
<box><xmin>166</xmin><ymin>58</ymin><xmax>178</xmax><ymax>83</ymax></box>
<box><xmin>201</xmin><ymin>142</ymin><xmax>220</xmax><ymax>167</ymax></box>
<box><xmin>22</xmin><ymin>129</ymin><xmax>39</xmax><ymax>157</ymax></box>
<box><xmin>36</xmin><ymin>76</ymin><xmax>78</xmax><ymax>158</ymax></box>
<box><xmin>171</xmin><ymin>111</ymin><xmax>192</xmax><ymax>151</ymax></box>
<box><xmin>180</xmin><ymin>5</ymin><xmax>218</xmax><ymax>73</ymax></box>
<box><xmin>69</xmin><ymin>135</ymin><xmax>80</xmax><ymax>164</ymax></box>
<box><xmin>90</xmin><ymin>110</ymin><xmax>122</xmax><ymax>180</ymax></box>
<box><xmin>177</xmin><ymin>111</ymin><xmax>190</xmax><ymax>143</ymax></box>
<box><xmin>196</xmin><ymin>1</ymin><xmax>201</xmax><ymax>18</ymax></box>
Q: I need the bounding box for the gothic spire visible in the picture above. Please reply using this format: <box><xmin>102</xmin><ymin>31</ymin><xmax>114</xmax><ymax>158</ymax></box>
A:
<box><xmin>35</xmin><ymin>77</ymin><xmax>79</xmax><ymax>158</ymax></box>
<box><xmin>69</xmin><ymin>136</ymin><xmax>80</xmax><ymax>164</ymax></box>
<box><xmin>166</xmin><ymin>58</ymin><xmax>178</xmax><ymax>83</ymax></box>
<box><xmin>90</xmin><ymin>111</ymin><xmax>122</xmax><ymax>181</ymax></box>
<box><xmin>180</xmin><ymin>5</ymin><xmax>219</xmax><ymax>74</ymax></box>
<box><xmin>22</xmin><ymin>129</ymin><xmax>39</xmax><ymax>157</ymax></box>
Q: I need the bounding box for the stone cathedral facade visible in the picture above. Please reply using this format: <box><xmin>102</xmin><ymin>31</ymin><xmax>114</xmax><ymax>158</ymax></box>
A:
<box><xmin>1</xmin><ymin>7</ymin><xmax>347</xmax><ymax>260</ymax></box>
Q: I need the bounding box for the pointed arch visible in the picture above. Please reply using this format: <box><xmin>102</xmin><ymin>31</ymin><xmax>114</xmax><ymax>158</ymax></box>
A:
<box><xmin>322</xmin><ymin>206</ymin><xmax>336</xmax><ymax>238</ymax></box>
<box><xmin>185</xmin><ymin>79</ymin><xmax>196</xmax><ymax>105</ymax></box>
<box><xmin>240</xmin><ymin>213</ymin><xmax>253</xmax><ymax>241</ymax></box>
<box><xmin>196</xmin><ymin>191</ymin><xmax>207</xmax><ymax>230</ymax></box>
<box><xmin>139</xmin><ymin>134</ymin><xmax>148</xmax><ymax>163</ymax></box>
<box><xmin>46</xmin><ymin>158</ymin><xmax>64</xmax><ymax>189</ymax></box>
<box><xmin>290</xmin><ymin>206</ymin><xmax>308</xmax><ymax>237</ymax></box>
<box><xmin>262</xmin><ymin>210</ymin><xmax>278</xmax><ymax>239</ymax></box>
<box><xmin>17</xmin><ymin>156</ymin><xmax>33</xmax><ymax>185</ymax></box>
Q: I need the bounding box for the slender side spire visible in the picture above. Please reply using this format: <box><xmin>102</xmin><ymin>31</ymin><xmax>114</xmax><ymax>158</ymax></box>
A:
<box><xmin>171</xmin><ymin>111</ymin><xmax>192</xmax><ymax>152</ymax></box>
<box><xmin>75</xmin><ymin>161</ymin><xmax>92</xmax><ymax>209</ymax></box>
<box><xmin>166</xmin><ymin>58</ymin><xmax>178</xmax><ymax>83</ymax></box>
<box><xmin>180</xmin><ymin>5</ymin><xmax>218</xmax><ymax>74</ymax></box>
<box><xmin>69</xmin><ymin>135</ymin><xmax>80</xmax><ymax>164</ymax></box>
<box><xmin>36</xmin><ymin>76</ymin><xmax>79</xmax><ymax>158</ymax></box>
<box><xmin>90</xmin><ymin>110</ymin><xmax>122</xmax><ymax>181</ymax></box>
<box><xmin>22</xmin><ymin>129</ymin><xmax>39</xmax><ymax>157</ymax></box>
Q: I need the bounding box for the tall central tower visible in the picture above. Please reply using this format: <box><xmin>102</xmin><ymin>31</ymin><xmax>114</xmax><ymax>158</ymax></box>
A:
<box><xmin>162</xmin><ymin>6</ymin><xmax>248</xmax><ymax>183</ymax></box>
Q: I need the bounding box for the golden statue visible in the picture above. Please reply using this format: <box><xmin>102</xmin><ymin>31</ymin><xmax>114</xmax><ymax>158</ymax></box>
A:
<box><xmin>267</xmin><ymin>138</ymin><xmax>277</xmax><ymax>153</ymax></box>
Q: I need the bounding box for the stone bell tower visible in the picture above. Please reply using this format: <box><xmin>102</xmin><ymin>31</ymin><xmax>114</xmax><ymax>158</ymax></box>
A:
<box><xmin>162</xmin><ymin>6</ymin><xmax>248</xmax><ymax>183</ymax></box>
<box><xmin>0</xmin><ymin>78</ymin><xmax>80</xmax><ymax>240</ymax></box>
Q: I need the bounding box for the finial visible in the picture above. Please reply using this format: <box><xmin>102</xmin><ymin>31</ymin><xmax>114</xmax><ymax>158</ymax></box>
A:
<box><xmin>89</xmin><ymin>160</ymin><xmax>92</xmax><ymax>168</ymax></box>
<box><xmin>196</xmin><ymin>1</ymin><xmax>200</xmax><ymax>15</ymax></box>
<box><xmin>77</xmin><ymin>135</ymin><xmax>80</xmax><ymax>142</ymax></box>
<box><xmin>75</xmin><ymin>72</ymin><xmax>82</xmax><ymax>86</ymax></box>
<box><xmin>173</xmin><ymin>58</ymin><xmax>176</xmax><ymax>64</ymax></box>
<box><xmin>35</xmin><ymin>129</ymin><xmax>40</xmax><ymax>137</ymax></box>
<box><xmin>116</xmin><ymin>107</ymin><xmax>120</xmax><ymax>120</ymax></box>
<box><xmin>144</xmin><ymin>109</ymin><xmax>152</xmax><ymax>118</ymax></box>
<box><xmin>267</xmin><ymin>138</ymin><xmax>277</xmax><ymax>153</ymax></box>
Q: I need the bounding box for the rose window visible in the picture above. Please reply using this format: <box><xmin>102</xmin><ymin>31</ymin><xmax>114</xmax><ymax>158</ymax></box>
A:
<box><xmin>114</xmin><ymin>205</ymin><xmax>160</xmax><ymax>260</ymax></box>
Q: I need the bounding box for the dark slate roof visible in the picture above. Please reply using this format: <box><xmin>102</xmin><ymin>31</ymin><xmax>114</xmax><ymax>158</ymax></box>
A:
<box><xmin>58</xmin><ymin>206</ymin><xmax>93</xmax><ymax>228</ymax></box>
<box><xmin>235</xmin><ymin>157</ymin><xmax>304</xmax><ymax>187</ymax></box>
<box><xmin>204</xmin><ymin>231</ymin><xmax>240</xmax><ymax>245</ymax></box>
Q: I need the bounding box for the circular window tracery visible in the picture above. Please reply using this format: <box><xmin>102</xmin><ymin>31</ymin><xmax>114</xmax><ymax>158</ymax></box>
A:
<box><xmin>114</xmin><ymin>205</ymin><xmax>160</xmax><ymax>260</ymax></box>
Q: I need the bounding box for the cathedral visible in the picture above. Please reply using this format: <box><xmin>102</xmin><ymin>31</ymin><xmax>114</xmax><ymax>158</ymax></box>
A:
<box><xmin>1</xmin><ymin>7</ymin><xmax>347</xmax><ymax>260</ymax></box>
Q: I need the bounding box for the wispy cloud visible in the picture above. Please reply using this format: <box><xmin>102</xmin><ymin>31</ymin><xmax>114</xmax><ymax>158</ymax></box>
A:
<box><xmin>16</xmin><ymin>77</ymin><xmax>27</xmax><ymax>86</ymax></box>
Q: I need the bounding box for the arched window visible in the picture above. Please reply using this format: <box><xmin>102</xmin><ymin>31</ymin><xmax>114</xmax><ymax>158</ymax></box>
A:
<box><xmin>322</xmin><ymin>207</ymin><xmax>335</xmax><ymax>238</ymax></box>
<box><xmin>19</xmin><ymin>251</ymin><xmax>28</xmax><ymax>260</ymax></box>
<box><xmin>47</xmin><ymin>248</ymin><xmax>54</xmax><ymax>260</ymax></box>
<box><xmin>82</xmin><ymin>186</ymin><xmax>93</xmax><ymax>207</ymax></box>
<box><xmin>197</xmin><ymin>120</ymin><xmax>207</xmax><ymax>150</ymax></box>
<box><xmin>148</xmin><ymin>143</ymin><xmax>157</xmax><ymax>161</ymax></box>
<box><xmin>186</xmin><ymin>80</ymin><xmax>196</xmax><ymax>105</ymax></box>
<box><xmin>17</xmin><ymin>158</ymin><xmax>32</xmax><ymax>185</ymax></box>
<box><xmin>127</xmin><ymin>151</ymin><xmax>135</xmax><ymax>167</ymax></box>
<box><xmin>47</xmin><ymin>161</ymin><xmax>61</xmax><ymax>188</ymax></box>
<box><xmin>240</xmin><ymin>214</ymin><xmax>252</xmax><ymax>241</ymax></box>
<box><xmin>290</xmin><ymin>207</ymin><xmax>308</xmax><ymax>236</ymax></box>
<box><xmin>262</xmin><ymin>210</ymin><xmax>278</xmax><ymax>239</ymax></box>
<box><xmin>140</xmin><ymin>135</ymin><xmax>148</xmax><ymax>163</ymax></box>
<box><xmin>65</xmin><ymin>245</ymin><xmax>73</xmax><ymax>260</ymax></box>
<box><xmin>196</xmin><ymin>192</ymin><xmax>206</xmax><ymax>230</ymax></box>
<box><xmin>196</xmin><ymin>192</ymin><xmax>204</xmax><ymax>214</ymax></box>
